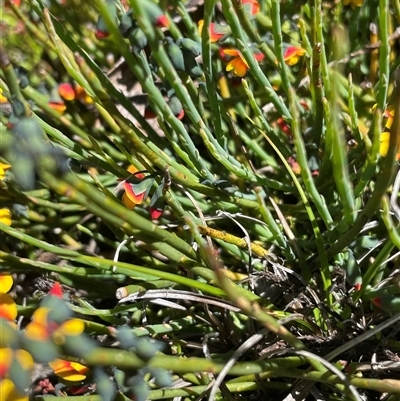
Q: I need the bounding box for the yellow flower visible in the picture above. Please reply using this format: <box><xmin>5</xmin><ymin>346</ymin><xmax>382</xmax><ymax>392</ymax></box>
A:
<box><xmin>49</xmin><ymin>358</ymin><xmax>89</xmax><ymax>381</ymax></box>
<box><xmin>0</xmin><ymin>208</ymin><xmax>11</xmax><ymax>226</ymax></box>
<box><xmin>383</xmin><ymin>105</ymin><xmax>395</xmax><ymax>130</ymax></box>
<box><xmin>283</xmin><ymin>46</ymin><xmax>306</xmax><ymax>66</ymax></box>
<box><xmin>25</xmin><ymin>306</ymin><xmax>84</xmax><ymax>343</ymax></box>
<box><xmin>0</xmin><ymin>273</ymin><xmax>16</xmax><ymax>322</ymax></box>
<box><xmin>0</xmin><ymin>293</ymin><xmax>18</xmax><ymax>321</ymax></box>
<box><xmin>343</xmin><ymin>0</ymin><xmax>363</xmax><ymax>8</ymax></box>
<box><xmin>221</xmin><ymin>49</ymin><xmax>265</xmax><ymax>77</ymax></box>
<box><xmin>0</xmin><ymin>88</ymin><xmax>8</xmax><ymax>103</ymax></box>
<box><xmin>380</xmin><ymin>132</ymin><xmax>400</xmax><ymax>160</ymax></box>
<box><xmin>379</xmin><ymin>105</ymin><xmax>399</xmax><ymax>160</ymax></box>
<box><xmin>0</xmin><ymin>163</ymin><xmax>11</xmax><ymax>181</ymax></box>
<box><xmin>0</xmin><ymin>378</ymin><xmax>28</xmax><ymax>401</ymax></box>
<box><xmin>0</xmin><ymin>274</ymin><xmax>13</xmax><ymax>294</ymax></box>
<box><xmin>198</xmin><ymin>20</ymin><xmax>226</xmax><ymax>43</ymax></box>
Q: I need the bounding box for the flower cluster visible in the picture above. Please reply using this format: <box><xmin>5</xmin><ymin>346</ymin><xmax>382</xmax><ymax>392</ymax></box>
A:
<box><xmin>198</xmin><ymin>0</ymin><xmax>306</xmax><ymax>77</ymax></box>
<box><xmin>0</xmin><ymin>274</ymin><xmax>32</xmax><ymax>401</ymax></box>
<box><xmin>116</xmin><ymin>165</ymin><xmax>167</xmax><ymax>220</ymax></box>
<box><xmin>0</xmin><ymin>278</ymin><xmax>91</xmax><ymax>400</ymax></box>
<box><xmin>48</xmin><ymin>82</ymin><xmax>93</xmax><ymax>114</ymax></box>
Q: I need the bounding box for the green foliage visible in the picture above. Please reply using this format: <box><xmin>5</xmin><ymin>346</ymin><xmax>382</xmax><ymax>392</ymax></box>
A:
<box><xmin>0</xmin><ymin>0</ymin><xmax>400</xmax><ymax>400</ymax></box>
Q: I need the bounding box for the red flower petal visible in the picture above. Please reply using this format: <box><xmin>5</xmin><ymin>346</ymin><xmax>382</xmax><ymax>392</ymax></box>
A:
<box><xmin>372</xmin><ymin>298</ymin><xmax>381</xmax><ymax>307</ymax></box>
<box><xmin>123</xmin><ymin>182</ymin><xmax>146</xmax><ymax>205</ymax></box>
<box><xmin>58</xmin><ymin>83</ymin><xmax>76</xmax><ymax>101</ymax></box>
<box><xmin>276</xmin><ymin>117</ymin><xmax>291</xmax><ymax>136</ymax></box>
<box><xmin>49</xmin><ymin>282</ymin><xmax>63</xmax><ymax>298</ymax></box>
<box><xmin>155</xmin><ymin>15</ymin><xmax>169</xmax><ymax>28</ymax></box>
<box><xmin>150</xmin><ymin>207</ymin><xmax>163</xmax><ymax>220</ymax></box>
<box><xmin>144</xmin><ymin>106</ymin><xmax>157</xmax><ymax>119</ymax></box>
<box><xmin>176</xmin><ymin>109</ymin><xmax>185</xmax><ymax>120</ymax></box>
<box><xmin>95</xmin><ymin>30</ymin><xmax>110</xmax><ymax>40</ymax></box>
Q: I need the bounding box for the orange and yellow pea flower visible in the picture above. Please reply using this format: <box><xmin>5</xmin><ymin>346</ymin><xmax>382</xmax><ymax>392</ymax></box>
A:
<box><xmin>221</xmin><ymin>49</ymin><xmax>265</xmax><ymax>77</ymax></box>
<box><xmin>283</xmin><ymin>46</ymin><xmax>306</xmax><ymax>66</ymax></box>
<box><xmin>0</xmin><ymin>274</ymin><xmax>17</xmax><ymax>321</ymax></box>
<box><xmin>25</xmin><ymin>307</ymin><xmax>84</xmax><ymax>343</ymax></box>
<box><xmin>49</xmin><ymin>359</ymin><xmax>89</xmax><ymax>382</ymax></box>
<box><xmin>121</xmin><ymin>165</ymin><xmax>146</xmax><ymax>210</ymax></box>
<box><xmin>198</xmin><ymin>20</ymin><xmax>226</xmax><ymax>43</ymax></box>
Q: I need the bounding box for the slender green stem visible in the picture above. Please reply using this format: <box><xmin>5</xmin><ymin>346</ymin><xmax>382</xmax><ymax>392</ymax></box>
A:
<box><xmin>377</xmin><ymin>0</ymin><xmax>390</xmax><ymax>110</ymax></box>
<box><xmin>325</xmin><ymin>78</ymin><xmax>400</xmax><ymax>260</ymax></box>
<box><xmin>270</xmin><ymin>0</ymin><xmax>290</xmax><ymax>95</ymax></box>
<box><xmin>220</xmin><ymin>0</ymin><xmax>291</xmax><ymax>120</ymax></box>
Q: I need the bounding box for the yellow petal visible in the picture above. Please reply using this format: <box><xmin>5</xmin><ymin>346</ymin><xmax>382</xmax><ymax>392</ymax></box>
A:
<box><xmin>0</xmin><ymin>209</ymin><xmax>11</xmax><ymax>226</ymax></box>
<box><xmin>0</xmin><ymin>347</ymin><xmax>13</xmax><ymax>373</ymax></box>
<box><xmin>0</xmin><ymin>163</ymin><xmax>11</xmax><ymax>181</ymax></box>
<box><xmin>122</xmin><ymin>192</ymin><xmax>137</xmax><ymax>209</ymax></box>
<box><xmin>0</xmin><ymin>274</ymin><xmax>13</xmax><ymax>294</ymax></box>
<box><xmin>0</xmin><ymin>89</ymin><xmax>8</xmax><ymax>103</ymax></box>
<box><xmin>0</xmin><ymin>379</ymin><xmax>28</xmax><ymax>401</ymax></box>
<box><xmin>0</xmin><ymin>293</ymin><xmax>17</xmax><ymax>321</ymax></box>
<box><xmin>380</xmin><ymin>131</ymin><xmax>390</xmax><ymax>157</ymax></box>
<box><xmin>25</xmin><ymin>321</ymin><xmax>49</xmax><ymax>341</ymax></box>
<box><xmin>15</xmin><ymin>349</ymin><xmax>34</xmax><ymax>371</ymax></box>
<box><xmin>233</xmin><ymin>59</ymin><xmax>248</xmax><ymax>77</ymax></box>
<box><xmin>31</xmin><ymin>307</ymin><xmax>50</xmax><ymax>325</ymax></box>
<box><xmin>59</xmin><ymin>318</ymin><xmax>85</xmax><ymax>336</ymax></box>
<box><xmin>49</xmin><ymin>359</ymin><xmax>88</xmax><ymax>381</ymax></box>
<box><xmin>222</xmin><ymin>49</ymin><xmax>241</xmax><ymax>57</ymax></box>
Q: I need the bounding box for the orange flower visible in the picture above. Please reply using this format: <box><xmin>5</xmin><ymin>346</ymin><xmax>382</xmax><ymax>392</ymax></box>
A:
<box><xmin>221</xmin><ymin>49</ymin><xmax>264</xmax><ymax>77</ymax></box>
<box><xmin>25</xmin><ymin>307</ymin><xmax>84</xmax><ymax>343</ymax></box>
<box><xmin>49</xmin><ymin>359</ymin><xmax>89</xmax><ymax>381</ymax></box>
<box><xmin>120</xmin><ymin>166</ymin><xmax>148</xmax><ymax>209</ymax></box>
<box><xmin>198</xmin><ymin>20</ymin><xmax>227</xmax><ymax>42</ymax></box>
<box><xmin>58</xmin><ymin>83</ymin><xmax>76</xmax><ymax>101</ymax></box>
<box><xmin>75</xmin><ymin>85</ymin><xmax>93</xmax><ymax>104</ymax></box>
<box><xmin>48</xmin><ymin>102</ymin><xmax>67</xmax><ymax>113</ymax></box>
<box><xmin>0</xmin><ymin>294</ymin><xmax>17</xmax><ymax>321</ymax></box>
<box><xmin>283</xmin><ymin>46</ymin><xmax>306</xmax><ymax>66</ymax></box>
<box><xmin>122</xmin><ymin>182</ymin><xmax>146</xmax><ymax>209</ymax></box>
